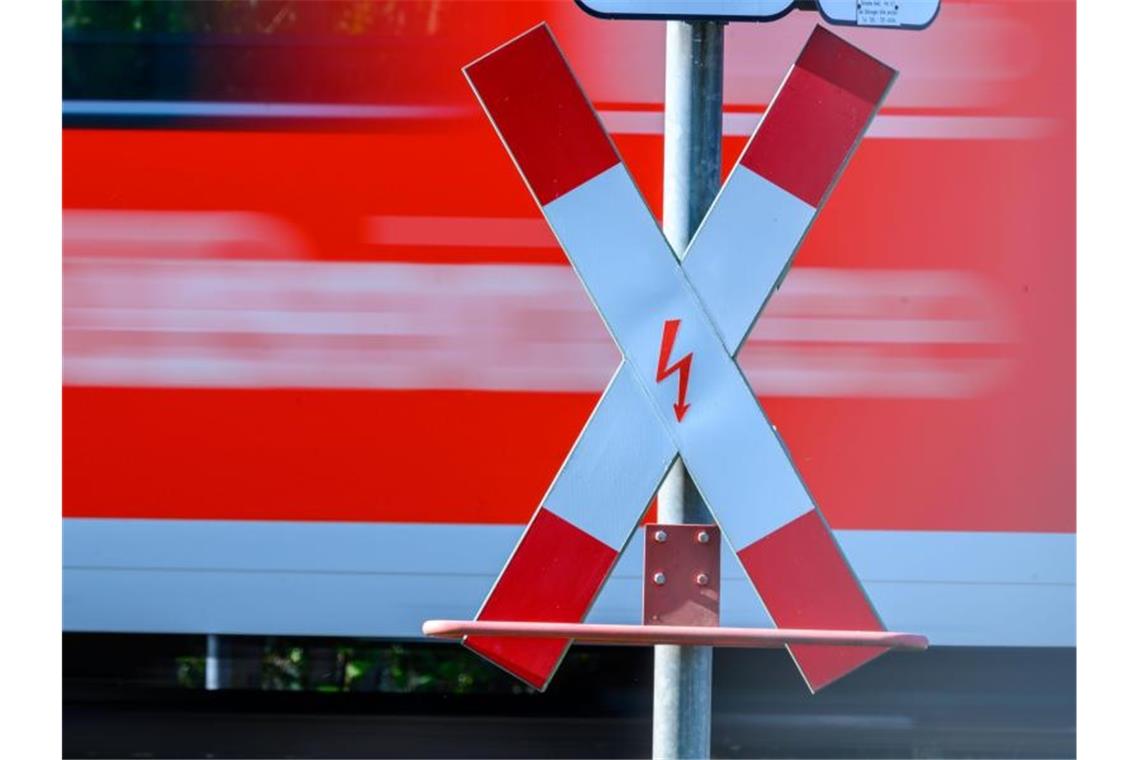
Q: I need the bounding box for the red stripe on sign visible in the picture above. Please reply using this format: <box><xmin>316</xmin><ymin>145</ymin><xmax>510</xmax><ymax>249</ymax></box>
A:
<box><xmin>737</xmin><ymin>510</ymin><xmax>887</xmax><ymax>692</ymax></box>
<box><xmin>464</xmin><ymin>25</ymin><xmax>619</xmax><ymax>206</ymax></box>
<box><xmin>795</xmin><ymin>26</ymin><xmax>896</xmax><ymax>106</ymax></box>
<box><xmin>741</xmin><ymin>30</ymin><xmax>894</xmax><ymax>207</ymax></box>
<box><xmin>465</xmin><ymin>508</ymin><xmax>618</xmax><ymax>690</ymax></box>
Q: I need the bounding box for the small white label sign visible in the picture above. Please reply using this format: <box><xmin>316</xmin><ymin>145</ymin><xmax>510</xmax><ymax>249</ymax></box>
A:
<box><xmin>856</xmin><ymin>0</ymin><xmax>901</xmax><ymax>27</ymax></box>
<box><xmin>818</xmin><ymin>0</ymin><xmax>939</xmax><ymax>29</ymax></box>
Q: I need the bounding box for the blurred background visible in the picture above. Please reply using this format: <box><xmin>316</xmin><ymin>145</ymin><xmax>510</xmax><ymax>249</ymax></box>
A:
<box><xmin>62</xmin><ymin>1</ymin><xmax>1074</xmax><ymax>756</ymax></box>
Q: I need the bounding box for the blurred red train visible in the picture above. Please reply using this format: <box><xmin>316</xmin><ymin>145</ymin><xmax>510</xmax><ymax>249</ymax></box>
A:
<box><xmin>63</xmin><ymin>1</ymin><xmax>1073</xmax><ymax>650</ymax></box>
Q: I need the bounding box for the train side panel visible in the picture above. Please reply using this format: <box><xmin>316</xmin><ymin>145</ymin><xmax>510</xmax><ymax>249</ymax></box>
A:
<box><xmin>63</xmin><ymin>0</ymin><xmax>1074</xmax><ymax>646</ymax></box>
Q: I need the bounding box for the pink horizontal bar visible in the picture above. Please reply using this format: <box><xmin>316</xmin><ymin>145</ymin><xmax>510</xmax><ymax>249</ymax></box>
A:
<box><xmin>422</xmin><ymin>620</ymin><xmax>927</xmax><ymax>651</ymax></box>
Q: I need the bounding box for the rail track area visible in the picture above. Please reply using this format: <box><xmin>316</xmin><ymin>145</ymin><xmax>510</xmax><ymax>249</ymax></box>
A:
<box><xmin>63</xmin><ymin>635</ymin><xmax>1074</xmax><ymax>758</ymax></box>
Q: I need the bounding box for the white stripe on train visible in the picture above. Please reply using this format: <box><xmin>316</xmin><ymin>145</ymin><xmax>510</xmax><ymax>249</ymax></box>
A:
<box><xmin>600</xmin><ymin>110</ymin><xmax>1057</xmax><ymax>140</ymax></box>
<box><xmin>62</xmin><ymin>518</ymin><xmax>1075</xmax><ymax>647</ymax></box>
<box><xmin>63</xmin><ymin>257</ymin><xmax>1014</xmax><ymax>398</ymax></box>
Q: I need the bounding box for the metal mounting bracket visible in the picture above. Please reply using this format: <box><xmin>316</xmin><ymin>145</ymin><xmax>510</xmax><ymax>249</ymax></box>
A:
<box><xmin>643</xmin><ymin>523</ymin><xmax>720</xmax><ymax>627</ymax></box>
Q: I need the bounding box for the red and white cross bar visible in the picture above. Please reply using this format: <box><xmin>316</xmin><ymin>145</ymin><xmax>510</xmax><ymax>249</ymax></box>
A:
<box><xmin>463</xmin><ymin>24</ymin><xmax>896</xmax><ymax>692</ymax></box>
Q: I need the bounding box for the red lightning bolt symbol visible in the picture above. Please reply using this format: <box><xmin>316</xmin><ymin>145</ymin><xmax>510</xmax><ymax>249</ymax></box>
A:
<box><xmin>656</xmin><ymin>318</ymin><xmax>692</xmax><ymax>422</ymax></box>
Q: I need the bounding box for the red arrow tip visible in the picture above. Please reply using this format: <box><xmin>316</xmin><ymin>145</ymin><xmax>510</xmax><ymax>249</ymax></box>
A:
<box><xmin>674</xmin><ymin>403</ymin><xmax>690</xmax><ymax>422</ymax></box>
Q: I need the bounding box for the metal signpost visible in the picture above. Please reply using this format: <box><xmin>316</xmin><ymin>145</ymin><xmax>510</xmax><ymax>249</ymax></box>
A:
<box><xmin>424</xmin><ymin>3</ymin><xmax>939</xmax><ymax>757</ymax></box>
<box><xmin>657</xmin><ymin>19</ymin><xmax>723</xmax><ymax>758</ymax></box>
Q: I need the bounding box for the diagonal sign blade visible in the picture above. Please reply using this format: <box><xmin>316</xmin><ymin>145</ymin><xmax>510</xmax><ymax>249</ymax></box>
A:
<box><xmin>463</xmin><ymin>24</ymin><xmax>896</xmax><ymax>692</ymax></box>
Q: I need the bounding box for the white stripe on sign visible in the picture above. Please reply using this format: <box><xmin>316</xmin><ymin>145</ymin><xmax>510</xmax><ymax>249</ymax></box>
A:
<box><xmin>540</xmin><ymin>366</ymin><xmax>675</xmax><ymax>550</ymax></box>
<box><xmin>544</xmin><ymin>164</ymin><xmax>816</xmax><ymax>546</ymax></box>
<box><xmin>684</xmin><ymin>166</ymin><xmax>815</xmax><ymax>352</ymax></box>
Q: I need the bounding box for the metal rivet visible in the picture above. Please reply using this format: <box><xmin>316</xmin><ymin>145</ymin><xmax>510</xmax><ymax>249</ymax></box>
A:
<box><xmin>696</xmin><ymin>530</ymin><xmax>710</xmax><ymax>544</ymax></box>
<box><xmin>654</xmin><ymin>529</ymin><xmax>668</xmax><ymax>543</ymax></box>
<box><xmin>653</xmin><ymin>572</ymin><xmax>667</xmax><ymax>586</ymax></box>
<box><xmin>696</xmin><ymin>573</ymin><xmax>709</xmax><ymax>586</ymax></box>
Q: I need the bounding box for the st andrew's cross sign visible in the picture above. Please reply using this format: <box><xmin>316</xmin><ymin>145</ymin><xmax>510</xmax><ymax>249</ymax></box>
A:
<box><xmin>461</xmin><ymin>24</ymin><xmax>897</xmax><ymax>692</ymax></box>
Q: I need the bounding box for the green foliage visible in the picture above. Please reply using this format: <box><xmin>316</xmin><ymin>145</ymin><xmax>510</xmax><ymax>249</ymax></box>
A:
<box><xmin>175</xmin><ymin>654</ymin><xmax>205</xmax><ymax>688</ymax></box>
<box><xmin>183</xmin><ymin>638</ymin><xmax>526</xmax><ymax>694</ymax></box>
<box><xmin>261</xmin><ymin>641</ymin><xmax>308</xmax><ymax>691</ymax></box>
<box><xmin>306</xmin><ymin>641</ymin><xmax>521</xmax><ymax>694</ymax></box>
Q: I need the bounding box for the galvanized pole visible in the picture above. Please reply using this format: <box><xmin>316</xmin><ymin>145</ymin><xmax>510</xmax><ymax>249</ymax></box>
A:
<box><xmin>653</xmin><ymin>18</ymin><xmax>724</xmax><ymax>760</ymax></box>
